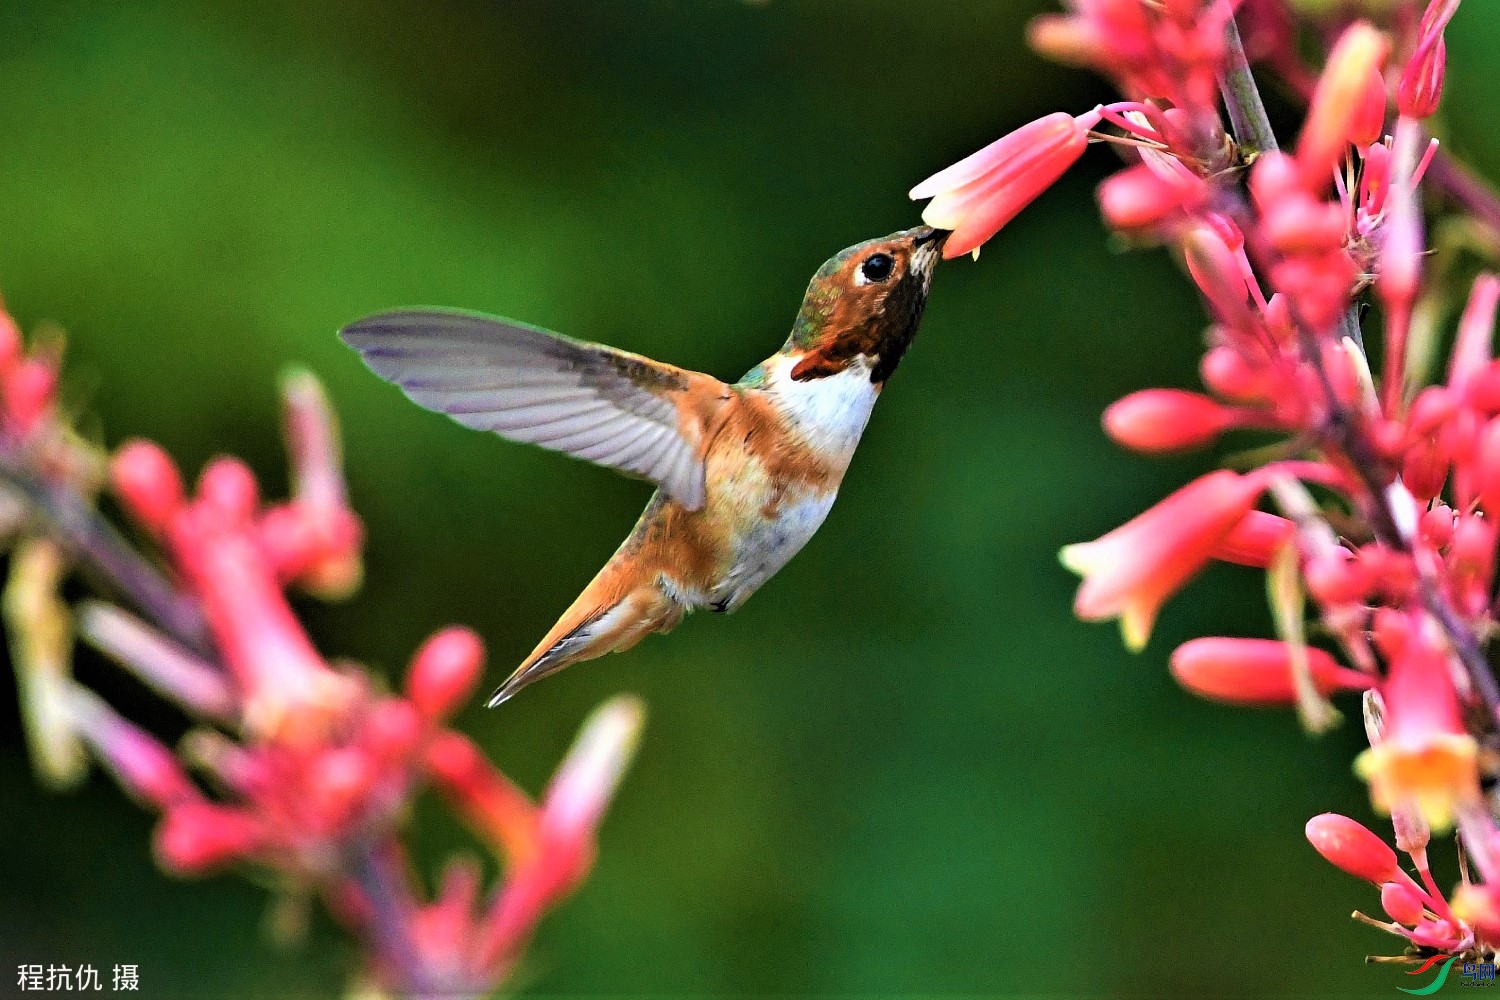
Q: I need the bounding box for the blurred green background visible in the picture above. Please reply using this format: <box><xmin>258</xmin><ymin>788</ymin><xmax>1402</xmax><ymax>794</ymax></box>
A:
<box><xmin>1</xmin><ymin>1</ymin><xmax>1499</xmax><ymax>997</ymax></box>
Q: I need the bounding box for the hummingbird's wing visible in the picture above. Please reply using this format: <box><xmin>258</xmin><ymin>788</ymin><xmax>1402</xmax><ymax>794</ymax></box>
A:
<box><xmin>341</xmin><ymin>309</ymin><xmax>731</xmax><ymax>510</ymax></box>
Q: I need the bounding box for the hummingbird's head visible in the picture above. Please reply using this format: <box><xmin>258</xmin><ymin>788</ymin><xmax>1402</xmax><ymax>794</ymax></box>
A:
<box><xmin>786</xmin><ymin>226</ymin><xmax>948</xmax><ymax>384</ymax></box>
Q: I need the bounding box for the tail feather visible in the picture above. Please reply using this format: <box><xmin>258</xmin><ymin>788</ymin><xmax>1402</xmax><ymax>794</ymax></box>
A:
<box><xmin>486</xmin><ymin>605</ymin><xmax>608</xmax><ymax>707</ymax></box>
<box><xmin>486</xmin><ymin>570</ymin><xmax>684</xmax><ymax>707</ymax></box>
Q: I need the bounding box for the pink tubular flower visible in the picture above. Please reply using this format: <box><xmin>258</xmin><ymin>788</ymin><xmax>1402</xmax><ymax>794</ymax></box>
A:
<box><xmin>0</xmin><ymin>314</ymin><xmax>645</xmax><ymax>997</ymax></box>
<box><xmin>1295</xmin><ymin>22</ymin><xmax>1391</xmax><ymax>190</ymax></box>
<box><xmin>910</xmin><ymin>110</ymin><xmax>1099</xmax><ymax>259</ymax></box>
<box><xmin>1450</xmin><ymin>274</ymin><xmax>1500</xmax><ymax>402</ymax></box>
<box><xmin>1453</xmin><ymin>883</ymin><xmax>1500</xmax><ymax>945</ymax></box>
<box><xmin>1170</xmin><ymin>637</ymin><xmax>1373</xmax><ymax>705</ymax></box>
<box><xmin>169</xmin><ymin>498</ymin><xmax>356</xmax><ymax>742</ymax></box>
<box><xmin>257</xmin><ymin>371</ymin><xmax>364</xmax><ymax>598</ymax></box>
<box><xmin>1355</xmin><ymin>623</ymin><xmax>1480</xmax><ymax>830</ymax></box>
<box><xmin>1061</xmin><ymin>469</ymin><xmax>1267</xmax><ymax>650</ymax></box>
<box><xmin>426</xmin><ymin>730</ymin><xmax>542</xmax><ymax>864</ymax></box>
<box><xmin>474</xmin><ymin>696</ymin><xmax>645</xmax><ymax>970</ymax></box>
<box><xmin>994</xmin><ymin>0</ymin><xmax>1500</xmax><ymax>972</ymax></box>
<box><xmin>1305</xmin><ymin>813</ymin><xmax>1400</xmax><ymax>884</ymax></box>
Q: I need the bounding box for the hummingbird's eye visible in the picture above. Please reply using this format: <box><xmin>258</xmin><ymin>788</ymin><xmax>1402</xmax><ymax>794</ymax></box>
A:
<box><xmin>859</xmin><ymin>253</ymin><xmax>895</xmax><ymax>284</ymax></box>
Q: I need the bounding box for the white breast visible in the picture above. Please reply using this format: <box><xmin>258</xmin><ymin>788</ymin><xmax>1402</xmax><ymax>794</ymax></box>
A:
<box><xmin>761</xmin><ymin>353</ymin><xmax>879</xmax><ymax>465</ymax></box>
<box><xmin>713</xmin><ymin>488</ymin><xmax>838</xmax><ymax>611</ymax></box>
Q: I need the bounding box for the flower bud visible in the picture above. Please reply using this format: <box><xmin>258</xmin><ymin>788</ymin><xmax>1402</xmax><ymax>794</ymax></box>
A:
<box><xmin>1170</xmin><ymin>637</ymin><xmax>1372</xmax><ymax>704</ymax></box>
<box><xmin>1381</xmin><ymin>880</ymin><xmax>1427</xmax><ymax>925</ymax></box>
<box><xmin>1350</xmin><ymin>65</ymin><xmax>1387</xmax><ymax>147</ymax></box>
<box><xmin>1201</xmin><ymin>347</ymin><xmax>1269</xmax><ymax>402</ymax></box>
<box><xmin>77</xmin><ymin>602</ymin><xmax>235</xmax><ymax>722</ymax></box>
<box><xmin>1026</xmin><ymin>14</ymin><xmax>1104</xmax><ymax>68</ymax></box>
<box><xmin>1408</xmin><ymin>386</ymin><xmax>1455</xmax><ymax>436</ymax></box>
<box><xmin>1304</xmin><ymin>551</ymin><xmax>1375</xmax><ymax>605</ymax></box>
<box><xmin>1305</xmin><ymin>812</ymin><xmax>1399</xmax><ymax>883</ymax></box>
<box><xmin>67</xmin><ymin>685</ymin><xmax>197</xmax><ymax>810</ymax></box>
<box><xmin>111</xmin><ymin>440</ymin><xmax>185</xmax><ymax>535</ymax></box>
<box><xmin>1183</xmin><ymin>226</ymin><xmax>1256</xmax><ymax>333</ymax></box>
<box><xmin>1248</xmin><ymin>150</ymin><xmax>1304</xmax><ymax>206</ymax></box>
<box><xmin>1448</xmin><ymin>514</ymin><xmax>1495</xmax><ymax>614</ymax></box>
<box><xmin>1470</xmin><ymin>362</ymin><xmax>1500</xmax><ymax>414</ymax></box>
<box><xmin>1451</xmin><ymin>275</ymin><xmax>1500</xmax><ymax>398</ymax></box>
<box><xmin>197</xmin><ymin>457</ymin><xmax>259</xmax><ymax>526</ymax></box>
<box><xmin>1097</xmin><ymin>163</ymin><xmax>1203</xmax><ymax>232</ymax></box>
<box><xmin>1399</xmin><ymin>36</ymin><xmax>1446</xmax><ymax>120</ymax></box>
<box><xmin>1398</xmin><ymin>0</ymin><xmax>1459</xmax><ymax>119</ymax></box>
<box><xmin>1102</xmin><ymin>389</ymin><xmax>1237</xmax><ymax>453</ymax></box>
<box><xmin>546</xmin><ymin>695</ymin><xmax>651</xmax><ymax>851</ymax></box>
<box><xmin>1210</xmin><ymin>510</ymin><xmax>1294</xmax><ymax>568</ymax></box>
<box><xmin>155</xmin><ymin>802</ymin><xmax>262</xmax><ymax>874</ymax></box>
<box><xmin>1296</xmin><ymin>23</ymin><xmax>1391</xmax><ymax>190</ymax></box>
<box><xmin>1401</xmin><ymin>436</ymin><xmax>1451</xmax><ymax>503</ymax></box>
<box><xmin>1419</xmin><ymin>504</ymin><xmax>1455</xmax><ymax>549</ymax></box>
<box><xmin>406</xmin><ymin>627</ymin><xmax>485</xmax><ymax>721</ymax></box>
<box><xmin>4</xmin><ymin>357</ymin><xmax>57</xmax><ymax>437</ymax></box>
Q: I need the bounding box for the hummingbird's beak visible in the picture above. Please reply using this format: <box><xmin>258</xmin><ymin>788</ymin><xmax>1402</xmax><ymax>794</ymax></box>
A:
<box><xmin>912</xmin><ymin>227</ymin><xmax>950</xmax><ymax>250</ymax></box>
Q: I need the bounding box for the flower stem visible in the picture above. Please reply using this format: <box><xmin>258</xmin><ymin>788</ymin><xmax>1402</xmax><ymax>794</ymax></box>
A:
<box><xmin>1216</xmin><ymin>8</ymin><xmax>1500</xmax><ymax>720</ymax></box>
<box><xmin>348</xmin><ymin>839</ymin><xmax>441</xmax><ymax>999</ymax></box>
<box><xmin>0</xmin><ymin>455</ymin><xmax>211</xmax><ymax>655</ymax></box>
<box><xmin>1218</xmin><ymin>15</ymin><xmax>1279</xmax><ymax>158</ymax></box>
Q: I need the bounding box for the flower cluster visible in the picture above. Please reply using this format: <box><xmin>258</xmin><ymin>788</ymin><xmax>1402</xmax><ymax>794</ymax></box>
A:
<box><xmin>912</xmin><ymin>0</ymin><xmax>1500</xmax><ymax>969</ymax></box>
<box><xmin>0</xmin><ymin>309</ymin><xmax>642</xmax><ymax>999</ymax></box>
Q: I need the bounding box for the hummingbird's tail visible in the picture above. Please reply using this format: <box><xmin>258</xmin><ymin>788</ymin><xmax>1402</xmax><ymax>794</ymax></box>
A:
<box><xmin>486</xmin><ymin>566</ymin><xmax>684</xmax><ymax>707</ymax></box>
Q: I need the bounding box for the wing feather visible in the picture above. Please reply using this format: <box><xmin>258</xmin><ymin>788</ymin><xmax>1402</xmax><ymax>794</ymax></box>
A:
<box><xmin>341</xmin><ymin>309</ymin><xmax>731</xmax><ymax>509</ymax></box>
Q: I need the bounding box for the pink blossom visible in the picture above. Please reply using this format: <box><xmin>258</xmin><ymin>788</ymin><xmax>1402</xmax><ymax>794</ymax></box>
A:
<box><xmin>910</xmin><ymin>111</ymin><xmax>1099</xmax><ymax>258</ymax></box>
<box><xmin>1061</xmin><ymin>470</ymin><xmax>1268</xmax><ymax>650</ymax></box>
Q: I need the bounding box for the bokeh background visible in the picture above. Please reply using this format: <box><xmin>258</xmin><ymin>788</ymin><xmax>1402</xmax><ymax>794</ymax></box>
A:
<box><xmin>1</xmin><ymin>1</ymin><xmax>1498</xmax><ymax>997</ymax></box>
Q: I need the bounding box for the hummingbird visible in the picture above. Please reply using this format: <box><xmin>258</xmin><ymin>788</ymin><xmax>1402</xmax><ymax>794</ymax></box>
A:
<box><xmin>341</xmin><ymin>225</ymin><xmax>946</xmax><ymax>705</ymax></box>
